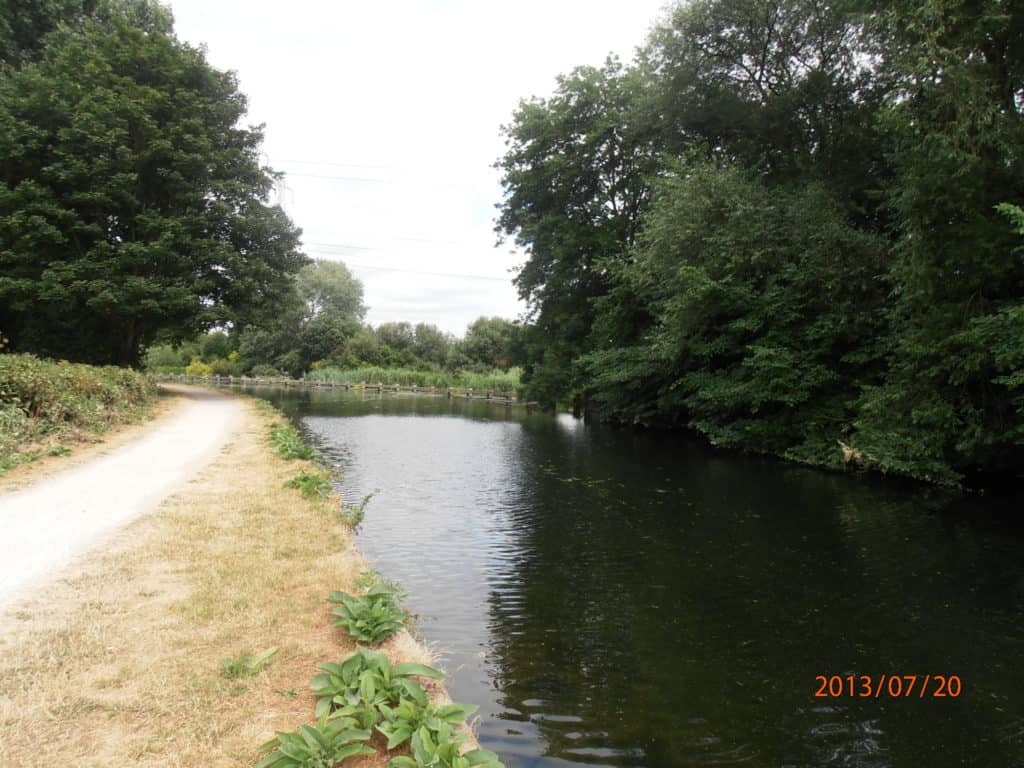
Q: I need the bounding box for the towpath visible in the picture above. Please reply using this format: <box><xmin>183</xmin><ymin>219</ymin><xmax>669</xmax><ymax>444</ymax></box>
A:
<box><xmin>0</xmin><ymin>385</ymin><xmax>241</xmax><ymax>606</ymax></box>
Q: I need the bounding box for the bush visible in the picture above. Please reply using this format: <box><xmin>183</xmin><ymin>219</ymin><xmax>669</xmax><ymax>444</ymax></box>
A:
<box><xmin>250</xmin><ymin>364</ymin><xmax>284</xmax><ymax>378</ymax></box>
<box><xmin>184</xmin><ymin>357</ymin><xmax>214</xmax><ymax>376</ymax></box>
<box><xmin>0</xmin><ymin>354</ymin><xmax>157</xmax><ymax>469</ymax></box>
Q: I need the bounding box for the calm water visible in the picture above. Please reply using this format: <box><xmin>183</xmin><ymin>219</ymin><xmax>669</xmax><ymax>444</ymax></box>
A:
<box><xmin>255</xmin><ymin>388</ymin><xmax>1024</xmax><ymax>768</ymax></box>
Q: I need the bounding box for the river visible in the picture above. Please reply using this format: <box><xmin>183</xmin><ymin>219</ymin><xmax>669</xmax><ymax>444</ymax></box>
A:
<box><xmin>255</xmin><ymin>388</ymin><xmax>1024</xmax><ymax>768</ymax></box>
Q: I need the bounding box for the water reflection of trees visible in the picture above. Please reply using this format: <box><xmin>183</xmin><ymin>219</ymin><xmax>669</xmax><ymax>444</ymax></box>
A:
<box><xmin>481</xmin><ymin>420</ymin><xmax>1024</xmax><ymax>768</ymax></box>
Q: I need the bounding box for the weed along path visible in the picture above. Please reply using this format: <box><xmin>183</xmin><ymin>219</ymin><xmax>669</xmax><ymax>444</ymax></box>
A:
<box><xmin>0</xmin><ymin>385</ymin><xmax>241</xmax><ymax>606</ymax></box>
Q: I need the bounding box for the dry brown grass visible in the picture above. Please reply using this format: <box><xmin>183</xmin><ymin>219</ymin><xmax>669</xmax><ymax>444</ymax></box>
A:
<box><xmin>0</xmin><ymin>396</ymin><xmax>440</xmax><ymax>767</ymax></box>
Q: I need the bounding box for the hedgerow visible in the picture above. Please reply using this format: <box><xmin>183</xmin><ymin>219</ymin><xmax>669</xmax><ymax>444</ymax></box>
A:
<box><xmin>0</xmin><ymin>354</ymin><xmax>157</xmax><ymax>470</ymax></box>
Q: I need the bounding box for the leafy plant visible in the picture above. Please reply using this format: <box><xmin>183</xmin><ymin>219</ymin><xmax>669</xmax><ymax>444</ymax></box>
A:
<box><xmin>339</xmin><ymin>490</ymin><xmax>375</xmax><ymax>528</ymax></box>
<box><xmin>270</xmin><ymin>422</ymin><xmax>318</xmax><ymax>461</ymax></box>
<box><xmin>310</xmin><ymin>647</ymin><xmax>443</xmax><ymax>723</ymax></box>
<box><xmin>328</xmin><ymin>584</ymin><xmax>406</xmax><ymax>644</ymax></box>
<box><xmin>388</xmin><ymin>723</ymin><xmax>502</xmax><ymax>768</ymax></box>
<box><xmin>220</xmin><ymin>647</ymin><xmax>279</xmax><ymax>679</ymax></box>
<box><xmin>255</xmin><ymin>714</ymin><xmax>375</xmax><ymax>768</ymax></box>
<box><xmin>284</xmin><ymin>472</ymin><xmax>333</xmax><ymax>499</ymax></box>
<box><xmin>377</xmin><ymin>698</ymin><xmax>478</xmax><ymax>750</ymax></box>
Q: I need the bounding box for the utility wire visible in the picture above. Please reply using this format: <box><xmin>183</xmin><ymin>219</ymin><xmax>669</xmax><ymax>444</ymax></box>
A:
<box><xmin>281</xmin><ymin>170</ymin><xmax>491</xmax><ymax>190</ymax></box>
<box><xmin>305</xmin><ymin>236</ymin><xmax>487</xmax><ymax>251</ymax></box>
<box><xmin>309</xmin><ymin>257</ymin><xmax>513</xmax><ymax>283</ymax></box>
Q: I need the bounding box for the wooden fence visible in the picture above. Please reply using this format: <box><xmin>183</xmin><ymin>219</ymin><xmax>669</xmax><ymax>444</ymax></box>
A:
<box><xmin>152</xmin><ymin>373</ymin><xmax>537</xmax><ymax>410</ymax></box>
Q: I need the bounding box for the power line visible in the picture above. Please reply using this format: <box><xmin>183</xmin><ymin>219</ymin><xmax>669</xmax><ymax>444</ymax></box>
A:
<box><xmin>310</xmin><ymin>257</ymin><xmax>513</xmax><ymax>283</ymax></box>
<box><xmin>281</xmin><ymin>170</ymin><xmax>491</xmax><ymax>190</ymax></box>
<box><xmin>305</xmin><ymin>235</ymin><xmax>486</xmax><ymax>251</ymax></box>
<box><xmin>276</xmin><ymin>158</ymin><xmax>398</xmax><ymax>171</ymax></box>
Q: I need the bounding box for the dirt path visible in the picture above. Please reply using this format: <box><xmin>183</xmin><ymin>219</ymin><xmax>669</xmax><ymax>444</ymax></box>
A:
<box><xmin>0</xmin><ymin>385</ymin><xmax>242</xmax><ymax>607</ymax></box>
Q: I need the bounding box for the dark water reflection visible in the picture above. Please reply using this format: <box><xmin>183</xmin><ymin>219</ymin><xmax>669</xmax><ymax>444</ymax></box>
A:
<box><xmin>255</xmin><ymin>388</ymin><xmax>1024</xmax><ymax>768</ymax></box>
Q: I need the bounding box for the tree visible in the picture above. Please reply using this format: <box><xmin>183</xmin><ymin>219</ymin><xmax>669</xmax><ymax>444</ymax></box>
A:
<box><xmin>850</xmin><ymin>0</ymin><xmax>1024</xmax><ymax>482</ymax></box>
<box><xmin>374</xmin><ymin>322</ymin><xmax>416</xmax><ymax>366</ymax></box>
<box><xmin>0</xmin><ymin>0</ymin><xmax>306</xmax><ymax>365</ymax></box>
<box><xmin>496</xmin><ymin>57</ymin><xmax>662</xmax><ymax>405</ymax></box>
<box><xmin>412</xmin><ymin>323</ymin><xmax>450</xmax><ymax>367</ymax></box>
<box><xmin>461</xmin><ymin>316</ymin><xmax>518</xmax><ymax>369</ymax></box>
<box><xmin>0</xmin><ymin>0</ymin><xmax>97</xmax><ymax>66</ymax></box>
<box><xmin>584</xmin><ymin>161</ymin><xmax>888</xmax><ymax>462</ymax></box>
<box><xmin>647</xmin><ymin>0</ymin><xmax>890</xmax><ymax>222</ymax></box>
<box><xmin>337</xmin><ymin>327</ymin><xmax>384</xmax><ymax>368</ymax></box>
<box><xmin>296</xmin><ymin>259</ymin><xmax>365</xmax><ymax>321</ymax></box>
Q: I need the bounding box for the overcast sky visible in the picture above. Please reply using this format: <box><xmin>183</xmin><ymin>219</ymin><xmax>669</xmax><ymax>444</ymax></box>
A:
<box><xmin>166</xmin><ymin>0</ymin><xmax>669</xmax><ymax>335</ymax></box>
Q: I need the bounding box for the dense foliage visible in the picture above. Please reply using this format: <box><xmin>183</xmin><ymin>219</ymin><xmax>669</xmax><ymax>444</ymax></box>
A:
<box><xmin>0</xmin><ymin>0</ymin><xmax>306</xmax><ymax>365</ymax></box>
<box><xmin>146</xmin><ymin>290</ymin><xmax>523</xmax><ymax>388</ymax></box>
<box><xmin>496</xmin><ymin>0</ymin><xmax>1024</xmax><ymax>485</ymax></box>
<box><xmin>0</xmin><ymin>352</ymin><xmax>156</xmax><ymax>469</ymax></box>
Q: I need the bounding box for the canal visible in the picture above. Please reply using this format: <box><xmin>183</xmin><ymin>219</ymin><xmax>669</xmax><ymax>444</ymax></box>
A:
<box><xmin>256</xmin><ymin>388</ymin><xmax>1024</xmax><ymax>768</ymax></box>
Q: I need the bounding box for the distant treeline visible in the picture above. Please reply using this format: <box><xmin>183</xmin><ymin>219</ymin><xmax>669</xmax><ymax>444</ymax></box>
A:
<box><xmin>145</xmin><ymin>260</ymin><xmax>522</xmax><ymax>387</ymax></box>
<box><xmin>495</xmin><ymin>0</ymin><xmax>1024</xmax><ymax>485</ymax></box>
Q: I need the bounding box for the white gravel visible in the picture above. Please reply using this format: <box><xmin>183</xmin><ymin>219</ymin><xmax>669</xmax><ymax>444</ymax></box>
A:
<box><xmin>0</xmin><ymin>387</ymin><xmax>241</xmax><ymax>607</ymax></box>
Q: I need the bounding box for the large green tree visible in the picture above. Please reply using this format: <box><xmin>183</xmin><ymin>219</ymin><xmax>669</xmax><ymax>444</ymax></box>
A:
<box><xmin>497</xmin><ymin>0</ymin><xmax>1024</xmax><ymax>484</ymax></box>
<box><xmin>0</xmin><ymin>0</ymin><xmax>306</xmax><ymax>365</ymax></box>
<box><xmin>461</xmin><ymin>316</ymin><xmax>519</xmax><ymax>369</ymax></box>
<box><xmin>496</xmin><ymin>57</ymin><xmax>662</xmax><ymax>405</ymax></box>
<box><xmin>851</xmin><ymin>0</ymin><xmax>1024</xmax><ymax>482</ymax></box>
<box><xmin>236</xmin><ymin>259</ymin><xmax>365</xmax><ymax>375</ymax></box>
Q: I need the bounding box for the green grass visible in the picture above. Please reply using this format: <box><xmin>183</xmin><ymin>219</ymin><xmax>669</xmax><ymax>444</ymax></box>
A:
<box><xmin>305</xmin><ymin>366</ymin><xmax>521</xmax><ymax>393</ymax></box>
<box><xmin>0</xmin><ymin>354</ymin><xmax>157</xmax><ymax>471</ymax></box>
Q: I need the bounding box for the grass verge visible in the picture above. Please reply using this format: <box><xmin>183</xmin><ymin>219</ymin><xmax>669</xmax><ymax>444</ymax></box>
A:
<box><xmin>0</xmin><ymin>394</ymin><xmax>447</xmax><ymax>767</ymax></box>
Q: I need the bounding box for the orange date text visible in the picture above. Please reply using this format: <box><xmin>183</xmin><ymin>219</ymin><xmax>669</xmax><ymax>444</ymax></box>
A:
<box><xmin>814</xmin><ymin>674</ymin><xmax>962</xmax><ymax>699</ymax></box>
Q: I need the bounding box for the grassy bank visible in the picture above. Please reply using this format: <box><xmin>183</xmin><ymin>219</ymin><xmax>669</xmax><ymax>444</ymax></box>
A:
<box><xmin>0</xmin><ymin>353</ymin><xmax>158</xmax><ymax>472</ymax></box>
<box><xmin>0</xmin><ymin>394</ymin><xmax>482</xmax><ymax>767</ymax></box>
<box><xmin>306</xmin><ymin>366</ymin><xmax>520</xmax><ymax>393</ymax></box>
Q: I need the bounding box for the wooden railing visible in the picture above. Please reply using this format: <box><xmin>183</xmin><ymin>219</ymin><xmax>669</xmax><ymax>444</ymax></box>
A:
<box><xmin>152</xmin><ymin>373</ymin><xmax>538</xmax><ymax>409</ymax></box>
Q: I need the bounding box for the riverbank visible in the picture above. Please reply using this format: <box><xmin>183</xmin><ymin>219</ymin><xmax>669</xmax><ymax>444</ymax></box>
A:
<box><xmin>0</xmin><ymin>393</ymin><xmax>443</xmax><ymax>767</ymax></box>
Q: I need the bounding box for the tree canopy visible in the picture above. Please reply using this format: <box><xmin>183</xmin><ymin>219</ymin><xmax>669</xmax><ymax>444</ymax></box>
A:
<box><xmin>496</xmin><ymin>0</ymin><xmax>1024</xmax><ymax>485</ymax></box>
<box><xmin>0</xmin><ymin>0</ymin><xmax>306</xmax><ymax>365</ymax></box>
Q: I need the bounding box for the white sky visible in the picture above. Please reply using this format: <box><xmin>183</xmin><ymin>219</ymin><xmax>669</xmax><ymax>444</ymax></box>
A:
<box><xmin>166</xmin><ymin>0</ymin><xmax>669</xmax><ymax>335</ymax></box>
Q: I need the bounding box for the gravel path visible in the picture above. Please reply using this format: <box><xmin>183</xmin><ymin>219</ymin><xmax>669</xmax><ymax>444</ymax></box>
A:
<box><xmin>0</xmin><ymin>386</ymin><xmax>241</xmax><ymax>607</ymax></box>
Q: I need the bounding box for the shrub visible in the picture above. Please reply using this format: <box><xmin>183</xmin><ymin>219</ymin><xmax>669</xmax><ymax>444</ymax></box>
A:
<box><xmin>184</xmin><ymin>357</ymin><xmax>213</xmax><ymax>376</ymax></box>
<box><xmin>328</xmin><ymin>584</ymin><xmax>406</xmax><ymax>644</ymax></box>
<box><xmin>250</xmin><ymin>364</ymin><xmax>284</xmax><ymax>378</ymax></box>
<box><xmin>0</xmin><ymin>354</ymin><xmax>157</xmax><ymax>469</ymax></box>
